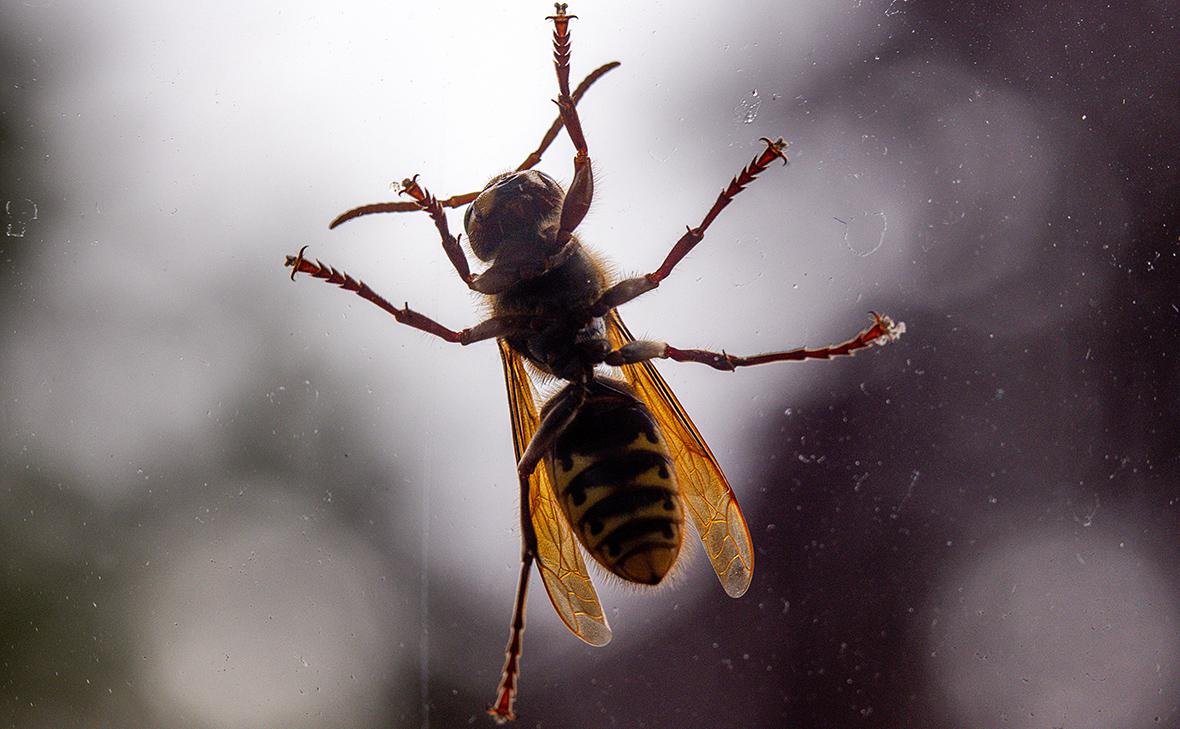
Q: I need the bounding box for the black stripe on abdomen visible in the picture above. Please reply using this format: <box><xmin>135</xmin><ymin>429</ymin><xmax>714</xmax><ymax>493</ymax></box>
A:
<box><xmin>598</xmin><ymin>516</ymin><xmax>682</xmax><ymax>585</ymax></box>
<box><xmin>599</xmin><ymin>516</ymin><xmax>679</xmax><ymax>558</ymax></box>
<box><xmin>578</xmin><ymin>486</ymin><xmax>679</xmax><ymax>540</ymax></box>
<box><xmin>551</xmin><ymin>393</ymin><xmax>661</xmax><ymax>471</ymax></box>
<box><xmin>562</xmin><ymin>449</ymin><xmax>671</xmax><ymax>506</ymax></box>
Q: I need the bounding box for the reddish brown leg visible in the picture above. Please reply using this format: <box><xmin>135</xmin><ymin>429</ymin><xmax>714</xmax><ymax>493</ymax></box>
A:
<box><xmin>330</xmin><ymin>175</ymin><xmax>562</xmax><ymax>297</ymax></box>
<box><xmin>515</xmin><ymin>60</ymin><xmax>619</xmax><ymax>173</ymax></box>
<box><xmin>328</xmin><ymin>62</ymin><xmax>620</xmax><ymax>229</ymax></box>
<box><xmin>488</xmin><ymin>381</ymin><xmax>587</xmax><ymax>723</ymax></box>
<box><xmin>283</xmin><ymin>248</ymin><xmax>541</xmax><ymax>344</ymax></box>
<box><xmin>393</xmin><ymin>175</ymin><xmax>477</xmax><ymax>287</ymax></box>
<box><xmin>603</xmin><ymin>312</ymin><xmax>905</xmax><ymax>370</ymax></box>
<box><xmin>488</xmin><ymin>552</ymin><xmax>533</xmax><ymax>724</ymax></box>
<box><xmin>547</xmin><ymin>4</ymin><xmax>594</xmax><ymax>247</ymax></box>
<box><xmin>328</xmin><ymin>190</ymin><xmax>480</xmax><ymax>229</ymax></box>
<box><xmin>592</xmin><ymin>137</ymin><xmax>790</xmax><ymax>315</ymax></box>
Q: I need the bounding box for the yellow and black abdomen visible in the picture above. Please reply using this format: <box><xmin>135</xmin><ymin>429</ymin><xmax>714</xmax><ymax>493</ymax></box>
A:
<box><xmin>545</xmin><ymin>378</ymin><xmax>684</xmax><ymax>585</ymax></box>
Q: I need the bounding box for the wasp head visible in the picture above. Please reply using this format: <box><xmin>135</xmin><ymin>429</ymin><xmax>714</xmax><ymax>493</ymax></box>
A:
<box><xmin>464</xmin><ymin>170</ymin><xmax>565</xmax><ymax>262</ymax></box>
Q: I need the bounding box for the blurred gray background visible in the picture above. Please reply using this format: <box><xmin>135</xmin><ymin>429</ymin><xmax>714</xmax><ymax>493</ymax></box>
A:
<box><xmin>2</xmin><ymin>1</ymin><xmax>1177</xmax><ymax>727</ymax></box>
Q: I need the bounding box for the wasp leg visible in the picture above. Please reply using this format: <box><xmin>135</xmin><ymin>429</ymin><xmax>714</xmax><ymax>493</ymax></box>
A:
<box><xmin>548</xmin><ymin>4</ymin><xmax>594</xmax><ymax>247</ymax></box>
<box><xmin>333</xmin><ymin>174</ymin><xmax>575</xmax><ymax>298</ymax></box>
<box><xmin>516</xmin><ymin>60</ymin><xmax>619</xmax><ymax>173</ymax></box>
<box><xmin>489</xmin><ymin>550</ymin><xmax>533</xmax><ymax>725</ymax></box>
<box><xmin>284</xmin><ymin>252</ymin><xmax>543</xmax><ymax>344</ymax></box>
<box><xmin>489</xmin><ymin>383</ymin><xmax>587</xmax><ymax>723</ymax></box>
<box><xmin>329</xmin><ymin>62</ymin><xmax>620</xmax><ymax>229</ymax></box>
<box><xmin>389</xmin><ymin>175</ymin><xmax>479</xmax><ymax>287</ymax></box>
<box><xmin>337</xmin><ymin>169</ymin><xmax>586</xmax><ymax>298</ymax></box>
<box><xmin>590</xmin><ymin>138</ymin><xmax>791</xmax><ymax>315</ymax></box>
<box><xmin>328</xmin><ymin>191</ymin><xmax>479</xmax><ymax>229</ymax></box>
<box><xmin>470</xmin><ymin>4</ymin><xmax>604</xmax><ymax>297</ymax></box>
<box><xmin>602</xmin><ymin>313</ymin><xmax>905</xmax><ymax>370</ymax></box>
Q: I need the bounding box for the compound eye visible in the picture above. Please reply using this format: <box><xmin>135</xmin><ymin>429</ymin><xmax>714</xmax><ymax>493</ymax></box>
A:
<box><xmin>464</xmin><ymin>204</ymin><xmax>475</xmax><ymax>232</ymax></box>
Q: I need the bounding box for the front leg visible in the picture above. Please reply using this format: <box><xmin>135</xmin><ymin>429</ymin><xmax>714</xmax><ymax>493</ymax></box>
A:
<box><xmin>603</xmin><ymin>312</ymin><xmax>905</xmax><ymax>369</ymax></box>
<box><xmin>328</xmin><ymin>61</ymin><xmax>621</xmax><ymax>230</ymax></box>
<box><xmin>397</xmin><ymin>173</ymin><xmax>586</xmax><ymax>297</ymax></box>
<box><xmin>394</xmin><ymin>175</ymin><xmax>478</xmax><ymax>287</ymax></box>
<box><xmin>548</xmin><ymin>4</ymin><xmax>594</xmax><ymax>247</ymax></box>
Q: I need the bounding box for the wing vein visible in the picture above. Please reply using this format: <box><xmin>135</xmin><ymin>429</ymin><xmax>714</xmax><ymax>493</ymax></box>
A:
<box><xmin>497</xmin><ymin>339</ymin><xmax>612</xmax><ymax>646</ymax></box>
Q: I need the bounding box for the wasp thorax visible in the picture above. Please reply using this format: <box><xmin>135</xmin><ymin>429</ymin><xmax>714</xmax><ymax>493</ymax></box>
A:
<box><xmin>464</xmin><ymin>170</ymin><xmax>565</xmax><ymax>261</ymax></box>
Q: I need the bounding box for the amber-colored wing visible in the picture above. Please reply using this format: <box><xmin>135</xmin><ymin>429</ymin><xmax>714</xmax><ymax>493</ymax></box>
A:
<box><xmin>604</xmin><ymin>310</ymin><xmax>754</xmax><ymax>597</ymax></box>
<box><xmin>497</xmin><ymin>339</ymin><xmax>612</xmax><ymax>646</ymax></box>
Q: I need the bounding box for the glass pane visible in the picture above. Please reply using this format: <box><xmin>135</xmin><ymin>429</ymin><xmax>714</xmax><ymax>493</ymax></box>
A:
<box><xmin>1</xmin><ymin>2</ymin><xmax>1175</xmax><ymax>727</ymax></box>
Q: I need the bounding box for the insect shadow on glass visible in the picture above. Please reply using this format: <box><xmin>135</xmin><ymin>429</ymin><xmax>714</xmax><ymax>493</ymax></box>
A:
<box><xmin>285</xmin><ymin>3</ymin><xmax>904</xmax><ymax>723</ymax></box>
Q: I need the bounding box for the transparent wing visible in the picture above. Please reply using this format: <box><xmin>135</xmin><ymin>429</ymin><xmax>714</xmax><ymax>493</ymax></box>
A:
<box><xmin>497</xmin><ymin>339</ymin><xmax>612</xmax><ymax>646</ymax></box>
<box><xmin>604</xmin><ymin>310</ymin><xmax>754</xmax><ymax>598</ymax></box>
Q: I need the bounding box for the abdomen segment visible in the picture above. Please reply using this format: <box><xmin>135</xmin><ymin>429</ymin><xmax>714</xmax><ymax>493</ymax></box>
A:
<box><xmin>546</xmin><ymin>379</ymin><xmax>685</xmax><ymax>584</ymax></box>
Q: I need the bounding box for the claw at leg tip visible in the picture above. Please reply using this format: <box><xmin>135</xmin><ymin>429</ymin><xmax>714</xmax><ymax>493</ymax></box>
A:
<box><xmin>761</xmin><ymin>136</ymin><xmax>791</xmax><ymax>165</ymax></box>
<box><xmin>547</xmin><ymin>3</ymin><xmax>576</xmax><ymax>21</ymax></box>
<box><xmin>397</xmin><ymin>174</ymin><xmax>421</xmax><ymax>197</ymax></box>
<box><xmin>287</xmin><ymin>244</ymin><xmax>310</xmax><ymax>280</ymax></box>
<box><xmin>867</xmin><ymin>311</ymin><xmax>905</xmax><ymax>344</ymax></box>
<box><xmin>486</xmin><ymin>705</ymin><xmax>513</xmax><ymax>725</ymax></box>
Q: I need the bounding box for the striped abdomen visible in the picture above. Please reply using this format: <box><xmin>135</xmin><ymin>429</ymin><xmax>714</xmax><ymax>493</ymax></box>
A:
<box><xmin>545</xmin><ymin>378</ymin><xmax>684</xmax><ymax>584</ymax></box>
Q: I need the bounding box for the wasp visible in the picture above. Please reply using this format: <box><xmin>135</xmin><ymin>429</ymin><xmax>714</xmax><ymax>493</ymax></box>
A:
<box><xmin>285</xmin><ymin>3</ymin><xmax>903</xmax><ymax>722</ymax></box>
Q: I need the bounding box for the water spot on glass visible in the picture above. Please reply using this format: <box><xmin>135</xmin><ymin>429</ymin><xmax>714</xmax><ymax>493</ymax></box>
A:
<box><xmin>647</xmin><ymin>144</ymin><xmax>679</xmax><ymax>164</ymax></box>
<box><xmin>834</xmin><ymin>211</ymin><xmax>888</xmax><ymax>257</ymax></box>
<box><xmin>5</xmin><ymin>198</ymin><xmax>38</xmax><ymax>238</ymax></box>
<box><xmin>735</xmin><ymin>89</ymin><xmax>761</xmax><ymax>125</ymax></box>
<box><xmin>1072</xmin><ymin>493</ymin><xmax>1099</xmax><ymax>528</ymax></box>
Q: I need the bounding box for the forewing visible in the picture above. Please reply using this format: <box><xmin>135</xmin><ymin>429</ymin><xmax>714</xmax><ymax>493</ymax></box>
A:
<box><xmin>497</xmin><ymin>339</ymin><xmax>612</xmax><ymax>646</ymax></box>
<box><xmin>604</xmin><ymin>311</ymin><xmax>754</xmax><ymax>597</ymax></box>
